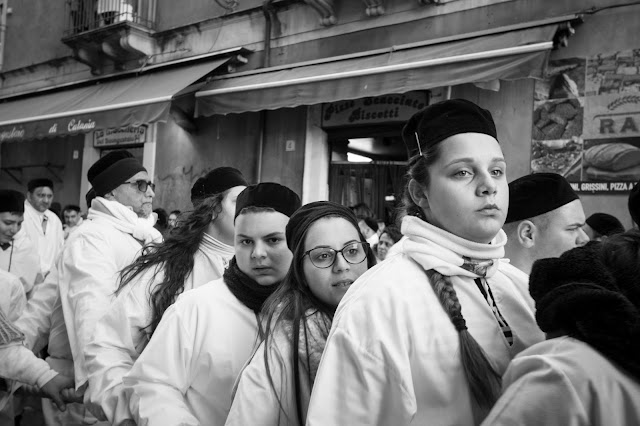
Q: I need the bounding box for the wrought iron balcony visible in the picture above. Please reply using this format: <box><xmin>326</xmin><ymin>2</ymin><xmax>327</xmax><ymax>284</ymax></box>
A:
<box><xmin>62</xmin><ymin>0</ymin><xmax>158</xmax><ymax>73</ymax></box>
<box><xmin>64</xmin><ymin>0</ymin><xmax>156</xmax><ymax>36</ymax></box>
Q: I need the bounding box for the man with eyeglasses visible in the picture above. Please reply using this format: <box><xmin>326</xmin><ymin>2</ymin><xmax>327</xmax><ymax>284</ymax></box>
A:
<box><xmin>19</xmin><ymin>178</ymin><xmax>64</xmax><ymax>280</ymax></box>
<box><xmin>51</xmin><ymin>150</ymin><xmax>162</xmax><ymax>425</ymax></box>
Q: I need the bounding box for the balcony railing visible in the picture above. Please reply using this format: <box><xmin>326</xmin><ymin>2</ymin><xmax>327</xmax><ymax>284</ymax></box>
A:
<box><xmin>64</xmin><ymin>0</ymin><xmax>156</xmax><ymax>36</ymax></box>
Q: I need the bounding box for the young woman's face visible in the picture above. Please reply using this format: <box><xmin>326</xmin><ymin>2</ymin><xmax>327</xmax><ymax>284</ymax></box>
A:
<box><xmin>302</xmin><ymin>217</ymin><xmax>369</xmax><ymax>308</ymax></box>
<box><xmin>377</xmin><ymin>232</ymin><xmax>396</xmax><ymax>260</ymax></box>
<box><xmin>235</xmin><ymin>211</ymin><xmax>292</xmax><ymax>286</ymax></box>
<box><xmin>416</xmin><ymin>133</ymin><xmax>508</xmax><ymax>244</ymax></box>
<box><xmin>213</xmin><ymin>185</ymin><xmax>246</xmax><ymax>244</ymax></box>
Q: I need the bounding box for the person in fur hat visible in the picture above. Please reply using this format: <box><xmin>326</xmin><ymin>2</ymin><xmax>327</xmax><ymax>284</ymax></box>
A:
<box><xmin>483</xmin><ymin>234</ymin><xmax>640</xmax><ymax>425</ymax></box>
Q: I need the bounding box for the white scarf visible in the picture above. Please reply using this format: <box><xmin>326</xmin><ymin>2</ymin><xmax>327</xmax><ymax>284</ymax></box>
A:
<box><xmin>88</xmin><ymin>197</ymin><xmax>162</xmax><ymax>245</ymax></box>
<box><xmin>398</xmin><ymin>215</ymin><xmax>506</xmax><ymax>278</ymax></box>
<box><xmin>201</xmin><ymin>232</ymin><xmax>235</xmax><ymax>259</ymax></box>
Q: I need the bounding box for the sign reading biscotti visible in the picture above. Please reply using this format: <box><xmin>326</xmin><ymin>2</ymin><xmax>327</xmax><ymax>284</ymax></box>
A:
<box><xmin>322</xmin><ymin>92</ymin><xmax>428</xmax><ymax>128</ymax></box>
<box><xmin>94</xmin><ymin>125</ymin><xmax>147</xmax><ymax>148</ymax></box>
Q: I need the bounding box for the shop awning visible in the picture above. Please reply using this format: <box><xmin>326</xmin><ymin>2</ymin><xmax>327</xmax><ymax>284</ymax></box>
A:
<box><xmin>195</xmin><ymin>22</ymin><xmax>565</xmax><ymax>116</ymax></box>
<box><xmin>0</xmin><ymin>58</ymin><xmax>229</xmax><ymax>142</ymax></box>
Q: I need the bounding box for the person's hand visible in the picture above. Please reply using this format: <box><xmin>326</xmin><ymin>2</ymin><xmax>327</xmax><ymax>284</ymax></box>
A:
<box><xmin>40</xmin><ymin>374</ymin><xmax>75</xmax><ymax>411</ymax></box>
<box><xmin>61</xmin><ymin>386</ymin><xmax>84</xmax><ymax>404</ymax></box>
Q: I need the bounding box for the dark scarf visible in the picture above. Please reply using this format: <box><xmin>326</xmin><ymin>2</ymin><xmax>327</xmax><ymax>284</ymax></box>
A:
<box><xmin>224</xmin><ymin>257</ymin><xmax>279</xmax><ymax>314</ymax></box>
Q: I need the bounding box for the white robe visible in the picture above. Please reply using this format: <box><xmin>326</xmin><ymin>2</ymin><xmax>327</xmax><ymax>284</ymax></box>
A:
<box><xmin>0</xmin><ymin>230</ymin><xmax>41</xmax><ymax>294</ymax></box>
<box><xmin>85</xmin><ymin>233</ymin><xmax>234</xmax><ymax>425</ymax></box>
<box><xmin>226</xmin><ymin>310</ymin><xmax>329</xmax><ymax>426</ymax></box>
<box><xmin>0</xmin><ymin>269</ymin><xmax>26</xmax><ymax>322</ymax></box>
<box><xmin>58</xmin><ymin>197</ymin><xmax>162</xmax><ymax>392</ymax></box>
<box><xmin>20</xmin><ymin>200</ymin><xmax>64</xmax><ymax>277</ymax></box>
<box><xmin>306</xmin><ymin>216</ymin><xmax>545</xmax><ymax>426</ymax></box>
<box><xmin>124</xmin><ymin>278</ymin><xmax>261</xmax><ymax>426</ymax></box>
<box><xmin>483</xmin><ymin>336</ymin><xmax>640</xmax><ymax>426</ymax></box>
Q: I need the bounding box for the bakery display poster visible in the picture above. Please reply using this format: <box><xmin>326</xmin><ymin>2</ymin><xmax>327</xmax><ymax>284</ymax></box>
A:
<box><xmin>531</xmin><ymin>49</ymin><xmax>640</xmax><ymax>193</ymax></box>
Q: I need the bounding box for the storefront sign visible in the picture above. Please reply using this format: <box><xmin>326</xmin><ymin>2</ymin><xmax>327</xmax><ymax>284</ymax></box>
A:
<box><xmin>94</xmin><ymin>125</ymin><xmax>147</xmax><ymax>147</ymax></box>
<box><xmin>322</xmin><ymin>92</ymin><xmax>428</xmax><ymax>128</ymax></box>
<box><xmin>531</xmin><ymin>49</ymin><xmax>640</xmax><ymax>194</ymax></box>
<box><xmin>0</xmin><ymin>126</ymin><xmax>26</xmax><ymax>142</ymax></box>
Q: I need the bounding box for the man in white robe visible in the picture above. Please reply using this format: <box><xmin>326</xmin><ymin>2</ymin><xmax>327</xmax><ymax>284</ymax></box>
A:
<box><xmin>56</xmin><ymin>150</ymin><xmax>161</xmax><ymax>425</ymax></box>
<box><xmin>0</xmin><ymin>190</ymin><xmax>40</xmax><ymax>294</ymax></box>
<box><xmin>19</xmin><ymin>178</ymin><xmax>64</xmax><ymax>278</ymax></box>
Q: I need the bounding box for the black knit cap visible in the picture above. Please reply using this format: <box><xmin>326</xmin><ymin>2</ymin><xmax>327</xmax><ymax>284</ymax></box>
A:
<box><xmin>191</xmin><ymin>167</ymin><xmax>247</xmax><ymax>205</ymax></box>
<box><xmin>0</xmin><ymin>189</ymin><xmax>25</xmax><ymax>213</ymax></box>
<box><xmin>286</xmin><ymin>201</ymin><xmax>364</xmax><ymax>251</ymax></box>
<box><xmin>505</xmin><ymin>173</ymin><xmax>579</xmax><ymax>223</ymax></box>
<box><xmin>585</xmin><ymin>213</ymin><xmax>625</xmax><ymax>237</ymax></box>
<box><xmin>88</xmin><ymin>150</ymin><xmax>146</xmax><ymax>196</ymax></box>
<box><xmin>628</xmin><ymin>180</ymin><xmax>640</xmax><ymax>226</ymax></box>
<box><xmin>27</xmin><ymin>178</ymin><xmax>54</xmax><ymax>192</ymax></box>
<box><xmin>402</xmin><ymin>98</ymin><xmax>498</xmax><ymax>157</ymax></box>
<box><xmin>234</xmin><ymin>182</ymin><xmax>301</xmax><ymax>220</ymax></box>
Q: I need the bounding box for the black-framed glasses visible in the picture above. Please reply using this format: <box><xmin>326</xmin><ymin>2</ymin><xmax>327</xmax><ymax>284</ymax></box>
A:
<box><xmin>124</xmin><ymin>180</ymin><xmax>155</xmax><ymax>193</ymax></box>
<box><xmin>303</xmin><ymin>241</ymin><xmax>369</xmax><ymax>269</ymax></box>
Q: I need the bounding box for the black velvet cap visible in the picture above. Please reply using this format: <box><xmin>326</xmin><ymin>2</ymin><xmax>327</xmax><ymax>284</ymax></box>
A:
<box><xmin>27</xmin><ymin>178</ymin><xmax>54</xmax><ymax>192</ymax></box>
<box><xmin>402</xmin><ymin>99</ymin><xmax>498</xmax><ymax>157</ymax></box>
<box><xmin>0</xmin><ymin>190</ymin><xmax>25</xmax><ymax>213</ymax></box>
<box><xmin>586</xmin><ymin>213</ymin><xmax>625</xmax><ymax>237</ymax></box>
<box><xmin>88</xmin><ymin>150</ymin><xmax>146</xmax><ymax>196</ymax></box>
<box><xmin>191</xmin><ymin>167</ymin><xmax>247</xmax><ymax>205</ymax></box>
<box><xmin>505</xmin><ymin>173</ymin><xmax>579</xmax><ymax>223</ymax></box>
<box><xmin>234</xmin><ymin>182</ymin><xmax>301</xmax><ymax>219</ymax></box>
<box><xmin>628</xmin><ymin>180</ymin><xmax>640</xmax><ymax>226</ymax></box>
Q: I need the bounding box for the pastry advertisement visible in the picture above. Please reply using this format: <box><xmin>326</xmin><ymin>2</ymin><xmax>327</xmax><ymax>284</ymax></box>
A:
<box><xmin>531</xmin><ymin>50</ymin><xmax>640</xmax><ymax>194</ymax></box>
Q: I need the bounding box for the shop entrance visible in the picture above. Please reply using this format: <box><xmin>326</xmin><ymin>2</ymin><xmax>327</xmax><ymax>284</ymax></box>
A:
<box><xmin>327</xmin><ymin>124</ymin><xmax>409</xmax><ymax>225</ymax></box>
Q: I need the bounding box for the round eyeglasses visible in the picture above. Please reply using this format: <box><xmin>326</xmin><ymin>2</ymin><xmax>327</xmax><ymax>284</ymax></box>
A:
<box><xmin>124</xmin><ymin>180</ymin><xmax>155</xmax><ymax>193</ymax></box>
<box><xmin>302</xmin><ymin>241</ymin><xmax>369</xmax><ymax>269</ymax></box>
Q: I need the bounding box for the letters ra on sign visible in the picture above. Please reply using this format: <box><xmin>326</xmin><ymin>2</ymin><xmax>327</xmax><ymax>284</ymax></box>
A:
<box><xmin>94</xmin><ymin>125</ymin><xmax>148</xmax><ymax>148</ymax></box>
<box><xmin>321</xmin><ymin>91</ymin><xmax>428</xmax><ymax>128</ymax></box>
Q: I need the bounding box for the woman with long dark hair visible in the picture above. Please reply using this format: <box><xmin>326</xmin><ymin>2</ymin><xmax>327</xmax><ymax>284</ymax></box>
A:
<box><xmin>226</xmin><ymin>201</ymin><xmax>376</xmax><ymax>426</ymax></box>
<box><xmin>83</xmin><ymin>167</ymin><xmax>247</xmax><ymax>425</ymax></box>
<box><xmin>306</xmin><ymin>99</ymin><xmax>545</xmax><ymax>425</ymax></box>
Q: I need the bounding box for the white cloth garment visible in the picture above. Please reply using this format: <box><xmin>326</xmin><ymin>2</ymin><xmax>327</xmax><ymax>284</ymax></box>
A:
<box><xmin>0</xmin><ymin>269</ymin><xmax>26</xmax><ymax>322</ymax></box>
<box><xmin>483</xmin><ymin>336</ymin><xmax>640</xmax><ymax>426</ymax></box>
<box><xmin>124</xmin><ymin>278</ymin><xmax>261</xmax><ymax>426</ymax></box>
<box><xmin>306</xmin><ymin>216</ymin><xmax>544</xmax><ymax>426</ymax></box>
<box><xmin>58</xmin><ymin>196</ymin><xmax>162</xmax><ymax>393</ymax></box>
<box><xmin>19</xmin><ymin>200</ymin><xmax>64</xmax><ymax>277</ymax></box>
<box><xmin>85</xmin><ymin>233</ymin><xmax>234</xmax><ymax>425</ymax></box>
<box><xmin>226</xmin><ymin>310</ymin><xmax>330</xmax><ymax>426</ymax></box>
<box><xmin>0</xmin><ymin>230</ymin><xmax>41</xmax><ymax>294</ymax></box>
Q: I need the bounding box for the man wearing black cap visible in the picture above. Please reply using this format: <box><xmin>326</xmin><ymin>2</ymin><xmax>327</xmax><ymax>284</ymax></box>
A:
<box><xmin>0</xmin><ymin>189</ymin><xmax>40</xmax><ymax>293</ymax></box>
<box><xmin>125</xmin><ymin>182</ymin><xmax>301</xmax><ymax>426</ymax></box>
<box><xmin>21</xmin><ymin>178</ymin><xmax>64</xmax><ymax>278</ymax></box>
<box><xmin>55</xmin><ymin>150</ymin><xmax>162</xmax><ymax>424</ymax></box>
<box><xmin>584</xmin><ymin>212</ymin><xmax>625</xmax><ymax>241</ymax></box>
<box><xmin>503</xmin><ymin>173</ymin><xmax>589</xmax><ymax>275</ymax></box>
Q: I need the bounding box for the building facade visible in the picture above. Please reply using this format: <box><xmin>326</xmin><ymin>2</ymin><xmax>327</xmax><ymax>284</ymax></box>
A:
<box><xmin>0</xmin><ymin>0</ymin><xmax>638</xmax><ymax>226</ymax></box>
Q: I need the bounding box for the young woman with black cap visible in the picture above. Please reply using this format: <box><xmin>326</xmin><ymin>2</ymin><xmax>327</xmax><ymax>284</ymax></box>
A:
<box><xmin>123</xmin><ymin>182</ymin><xmax>301</xmax><ymax>426</ymax></box>
<box><xmin>83</xmin><ymin>167</ymin><xmax>247</xmax><ymax>425</ymax></box>
<box><xmin>226</xmin><ymin>201</ymin><xmax>376</xmax><ymax>426</ymax></box>
<box><xmin>484</xmin><ymin>235</ymin><xmax>640</xmax><ymax>425</ymax></box>
<box><xmin>307</xmin><ymin>99</ymin><xmax>544</xmax><ymax>425</ymax></box>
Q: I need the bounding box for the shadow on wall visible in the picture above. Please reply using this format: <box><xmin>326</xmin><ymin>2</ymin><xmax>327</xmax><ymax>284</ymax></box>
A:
<box><xmin>155</xmin><ymin>165</ymin><xmax>211</xmax><ymax>212</ymax></box>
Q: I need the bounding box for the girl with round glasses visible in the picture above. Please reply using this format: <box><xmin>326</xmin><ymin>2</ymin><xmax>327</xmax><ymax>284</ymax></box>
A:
<box><xmin>306</xmin><ymin>100</ymin><xmax>545</xmax><ymax>425</ymax></box>
<box><xmin>226</xmin><ymin>201</ymin><xmax>376</xmax><ymax>426</ymax></box>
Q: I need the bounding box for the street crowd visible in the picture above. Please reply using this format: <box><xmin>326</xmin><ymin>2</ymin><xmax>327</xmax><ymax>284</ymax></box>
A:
<box><xmin>1</xmin><ymin>99</ymin><xmax>639</xmax><ymax>426</ymax></box>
